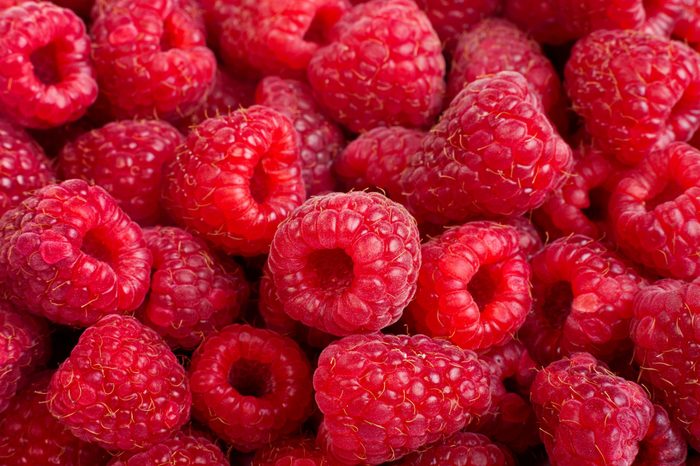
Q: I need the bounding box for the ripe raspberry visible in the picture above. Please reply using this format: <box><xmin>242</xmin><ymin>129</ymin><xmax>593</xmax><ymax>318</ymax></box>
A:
<box><xmin>189</xmin><ymin>324</ymin><xmax>313</xmax><ymax>452</ymax></box>
<box><xmin>0</xmin><ymin>372</ymin><xmax>109</xmax><ymax>466</ymax></box>
<box><xmin>674</xmin><ymin>0</ymin><xmax>700</xmax><ymax>46</ymax></box>
<box><xmin>393</xmin><ymin>432</ymin><xmax>515</xmax><ymax>466</ymax></box>
<box><xmin>47</xmin><ymin>315</ymin><xmax>191</xmax><ymax>451</ymax></box>
<box><xmin>163</xmin><ymin>106</ymin><xmax>305</xmax><ymax>256</ymax></box>
<box><xmin>334</xmin><ymin>126</ymin><xmax>424</xmax><ymax>204</ymax></box>
<box><xmin>252</xmin><ymin>436</ymin><xmax>331</xmax><ymax>465</ymax></box>
<box><xmin>108</xmin><ymin>432</ymin><xmax>228</xmax><ymax>466</ymax></box>
<box><xmin>268</xmin><ymin>191</ymin><xmax>421</xmax><ymax>336</ymax></box>
<box><xmin>307</xmin><ymin>0</ymin><xmax>445</xmax><ymax>132</ymax></box>
<box><xmin>0</xmin><ymin>2</ymin><xmax>97</xmax><ymax>128</ymax></box>
<box><xmin>90</xmin><ymin>0</ymin><xmax>216</xmax><ymax>121</ymax></box>
<box><xmin>314</xmin><ymin>333</ymin><xmax>492</xmax><ymax>464</ymax></box>
<box><xmin>401</xmin><ymin>71</ymin><xmax>573</xmax><ymax>225</ymax></box>
<box><xmin>0</xmin><ymin>119</ymin><xmax>54</xmax><ymax>217</ymax></box>
<box><xmin>565</xmin><ymin>29</ymin><xmax>700</xmax><ymax>165</ymax></box>
<box><xmin>519</xmin><ymin>235</ymin><xmax>645</xmax><ymax>365</ymax></box>
<box><xmin>255</xmin><ymin>76</ymin><xmax>345</xmax><ymax>195</ymax></box>
<box><xmin>0</xmin><ymin>180</ymin><xmax>152</xmax><ymax>327</ymax></box>
<box><xmin>502</xmin><ymin>215</ymin><xmax>543</xmax><ymax>258</ymax></box>
<box><xmin>139</xmin><ymin>226</ymin><xmax>249</xmax><ymax>350</ymax></box>
<box><xmin>405</xmin><ymin>221</ymin><xmax>531</xmax><ymax>350</ymax></box>
<box><xmin>58</xmin><ymin>120</ymin><xmax>184</xmax><ymax>225</ymax></box>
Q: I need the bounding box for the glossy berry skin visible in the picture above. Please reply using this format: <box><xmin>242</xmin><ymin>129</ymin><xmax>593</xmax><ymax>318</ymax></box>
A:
<box><xmin>393</xmin><ymin>432</ymin><xmax>515</xmax><ymax>466</ymax></box>
<box><xmin>405</xmin><ymin>221</ymin><xmax>531</xmax><ymax>350</ymax></box>
<box><xmin>189</xmin><ymin>324</ymin><xmax>313</xmax><ymax>452</ymax></box>
<box><xmin>108</xmin><ymin>432</ymin><xmax>228</xmax><ymax>466</ymax></box>
<box><xmin>314</xmin><ymin>333</ymin><xmax>492</xmax><ymax>465</ymax></box>
<box><xmin>252</xmin><ymin>437</ymin><xmax>333</xmax><ymax>466</ymax></box>
<box><xmin>402</xmin><ymin>71</ymin><xmax>572</xmax><ymax>225</ymax></box>
<box><xmin>163</xmin><ymin>106</ymin><xmax>306</xmax><ymax>256</ymax></box>
<box><xmin>255</xmin><ymin>76</ymin><xmax>345</xmax><ymax>195</ymax></box>
<box><xmin>91</xmin><ymin>0</ymin><xmax>216</xmax><ymax>121</ymax></box>
<box><xmin>308</xmin><ymin>0</ymin><xmax>445</xmax><ymax>133</ymax></box>
<box><xmin>0</xmin><ymin>2</ymin><xmax>97</xmax><ymax>128</ymax></box>
<box><xmin>0</xmin><ymin>180</ymin><xmax>152</xmax><ymax>327</ymax></box>
<box><xmin>47</xmin><ymin>315</ymin><xmax>191</xmax><ymax>451</ymax></box>
<box><xmin>519</xmin><ymin>235</ymin><xmax>645</xmax><ymax>365</ymax></box>
<box><xmin>565</xmin><ymin>29</ymin><xmax>700</xmax><ymax>165</ymax></box>
<box><xmin>139</xmin><ymin>226</ymin><xmax>249</xmax><ymax>350</ymax></box>
<box><xmin>268</xmin><ymin>191</ymin><xmax>421</xmax><ymax>336</ymax></box>
<box><xmin>58</xmin><ymin>120</ymin><xmax>184</xmax><ymax>225</ymax></box>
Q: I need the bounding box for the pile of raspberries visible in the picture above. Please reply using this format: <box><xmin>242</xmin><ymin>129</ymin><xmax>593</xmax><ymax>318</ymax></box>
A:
<box><xmin>3</xmin><ymin>0</ymin><xmax>700</xmax><ymax>464</ymax></box>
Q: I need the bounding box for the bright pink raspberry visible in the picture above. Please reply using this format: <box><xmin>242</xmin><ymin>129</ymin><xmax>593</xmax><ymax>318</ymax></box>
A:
<box><xmin>402</xmin><ymin>71</ymin><xmax>573</xmax><ymax>225</ymax></box>
<box><xmin>405</xmin><ymin>221</ymin><xmax>532</xmax><ymax>350</ymax></box>
<box><xmin>314</xmin><ymin>333</ymin><xmax>492</xmax><ymax>464</ymax></box>
<box><xmin>393</xmin><ymin>432</ymin><xmax>515</xmax><ymax>466</ymax></box>
<box><xmin>163</xmin><ymin>106</ymin><xmax>305</xmax><ymax>256</ymax></box>
<box><xmin>255</xmin><ymin>76</ymin><xmax>345</xmax><ymax>195</ymax></box>
<box><xmin>108</xmin><ymin>432</ymin><xmax>228</xmax><ymax>466</ymax></box>
<box><xmin>565</xmin><ymin>29</ymin><xmax>700</xmax><ymax>165</ymax></box>
<box><xmin>308</xmin><ymin>0</ymin><xmax>446</xmax><ymax>132</ymax></box>
<box><xmin>189</xmin><ymin>324</ymin><xmax>313</xmax><ymax>452</ymax></box>
<box><xmin>58</xmin><ymin>120</ymin><xmax>183</xmax><ymax>225</ymax></box>
<box><xmin>268</xmin><ymin>191</ymin><xmax>421</xmax><ymax>336</ymax></box>
<box><xmin>47</xmin><ymin>315</ymin><xmax>191</xmax><ymax>451</ymax></box>
<box><xmin>0</xmin><ymin>180</ymin><xmax>152</xmax><ymax>327</ymax></box>
<box><xmin>252</xmin><ymin>437</ymin><xmax>332</xmax><ymax>465</ymax></box>
<box><xmin>0</xmin><ymin>2</ymin><xmax>97</xmax><ymax>128</ymax></box>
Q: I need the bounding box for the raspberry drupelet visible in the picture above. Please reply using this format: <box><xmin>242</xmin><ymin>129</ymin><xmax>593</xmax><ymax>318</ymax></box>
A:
<box><xmin>405</xmin><ymin>221</ymin><xmax>532</xmax><ymax>350</ymax></box>
<box><xmin>0</xmin><ymin>2</ymin><xmax>97</xmax><ymax>128</ymax></box>
<box><xmin>108</xmin><ymin>432</ymin><xmax>228</xmax><ymax>466</ymax></box>
<box><xmin>252</xmin><ymin>436</ymin><xmax>332</xmax><ymax>465</ymax></box>
<box><xmin>0</xmin><ymin>180</ymin><xmax>152</xmax><ymax>327</ymax></box>
<box><xmin>268</xmin><ymin>191</ymin><xmax>421</xmax><ymax>336</ymax></box>
<box><xmin>189</xmin><ymin>324</ymin><xmax>313</xmax><ymax>452</ymax></box>
<box><xmin>675</xmin><ymin>0</ymin><xmax>700</xmax><ymax>46</ymax></box>
<box><xmin>393</xmin><ymin>432</ymin><xmax>515</xmax><ymax>466</ymax></box>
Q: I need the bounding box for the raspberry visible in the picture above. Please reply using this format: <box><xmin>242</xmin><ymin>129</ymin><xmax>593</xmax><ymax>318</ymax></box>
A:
<box><xmin>0</xmin><ymin>304</ymin><xmax>50</xmax><ymax>415</ymax></box>
<box><xmin>674</xmin><ymin>0</ymin><xmax>700</xmax><ymax>45</ymax></box>
<box><xmin>405</xmin><ymin>221</ymin><xmax>532</xmax><ymax>350</ymax></box>
<box><xmin>333</xmin><ymin>126</ymin><xmax>424</xmax><ymax>204</ymax></box>
<box><xmin>519</xmin><ymin>235</ymin><xmax>645</xmax><ymax>365</ymax></box>
<box><xmin>307</xmin><ymin>0</ymin><xmax>445</xmax><ymax>132</ymax></box>
<box><xmin>314</xmin><ymin>333</ymin><xmax>492</xmax><ymax>464</ymax></box>
<box><xmin>0</xmin><ymin>2</ymin><xmax>97</xmax><ymax>128</ymax></box>
<box><xmin>252</xmin><ymin>436</ymin><xmax>331</xmax><ymax>465</ymax></box>
<box><xmin>108</xmin><ymin>432</ymin><xmax>228</xmax><ymax>466</ymax></box>
<box><xmin>189</xmin><ymin>324</ymin><xmax>313</xmax><ymax>452</ymax></box>
<box><xmin>90</xmin><ymin>0</ymin><xmax>216</xmax><ymax>121</ymax></box>
<box><xmin>268</xmin><ymin>191</ymin><xmax>421</xmax><ymax>336</ymax></box>
<box><xmin>565</xmin><ymin>29</ymin><xmax>700</xmax><ymax>165</ymax></box>
<box><xmin>0</xmin><ymin>180</ymin><xmax>152</xmax><ymax>327</ymax></box>
<box><xmin>47</xmin><ymin>315</ymin><xmax>191</xmax><ymax>451</ymax></box>
<box><xmin>139</xmin><ymin>226</ymin><xmax>250</xmax><ymax>350</ymax></box>
<box><xmin>163</xmin><ymin>106</ymin><xmax>306</xmax><ymax>256</ymax></box>
<box><xmin>58</xmin><ymin>120</ymin><xmax>184</xmax><ymax>225</ymax></box>
<box><xmin>255</xmin><ymin>76</ymin><xmax>345</xmax><ymax>195</ymax></box>
<box><xmin>401</xmin><ymin>71</ymin><xmax>573</xmax><ymax>225</ymax></box>
<box><xmin>393</xmin><ymin>432</ymin><xmax>515</xmax><ymax>466</ymax></box>
<box><xmin>531</xmin><ymin>353</ymin><xmax>686</xmax><ymax>466</ymax></box>
<box><xmin>0</xmin><ymin>119</ymin><xmax>54</xmax><ymax>217</ymax></box>
<box><xmin>502</xmin><ymin>215</ymin><xmax>543</xmax><ymax>258</ymax></box>
<box><xmin>0</xmin><ymin>372</ymin><xmax>109</xmax><ymax>466</ymax></box>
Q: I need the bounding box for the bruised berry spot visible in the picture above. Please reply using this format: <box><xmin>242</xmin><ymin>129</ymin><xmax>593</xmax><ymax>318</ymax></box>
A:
<box><xmin>307</xmin><ymin>248</ymin><xmax>354</xmax><ymax>292</ymax></box>
<box><xmin>467</xmin><ymin>266</ymin><xmax>496</xmax><ymax>311</ymax></box>
<box><xmin>542</xmin><ymin>281</ymin><xmax>574</xmax><ymax>328</ymax></box>
<box><xmin>228</xmin><ymin>359</ymin><xmax>273</xmax><ymax>397</ymax></box>
<box><xmin>31</xmin><ymin>43</ymin><xmax>61</xmax><ymax>85</ymax></box>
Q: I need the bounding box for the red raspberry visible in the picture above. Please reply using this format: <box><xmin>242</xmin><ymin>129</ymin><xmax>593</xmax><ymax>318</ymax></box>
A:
<box><xmin>139</xmin><ymin>226</ymin><xmax>249</xmax><ymax>350</ymax></box>
<box><xmin>610</xmin><ymin>142</ymin><xmax>700</xmax><ymax>279</ymax></box>
<box><xmin>58</xmin><ymin>120</ymin><xmax>184</xmax><ymax>225</ymax></box>
<box><xmin>405</xmin><ymin>221</ymin><xmax>532</xmax><ymax>350</ymax></box>
<box><xmin>314</xmin><ymin>333</ymin><xmax>492</xmax><ymax>464</ymax></box>
<box><xmin>0</xmin><ymin>119</ymin><xmax>54</xmax><ymax>217</ymax></box>
<box><xmin>252</xmin><ymin>436</ymin><xmax>331</xmax><ymax>465</ymax></box>
<box><xmin>519</xmin><ymin>235</ymin><xmax>645</xmax><ymax>365</ymax></box>
<box><xmin>108</xmin><ymin>432</ymin><xmax>228</xmax><ymax>466</ymax></box>
<box><xmin>307</xmin><ymin>0</ymin><xmax>445</xmax><ymax>132</ymax></box>
<box><xmin>565</xmin><ymin>29</ymin><xmax>700</xmax><ymax>166</ymax></box>
<box><xmin>163</xmin><ymin>106</ymin><xmax>305</xmax><ymax>256</ymax></box>
<box><xmin>189</xmin><ymin>324</ymin><xmax>313</xmax><ymax>452</ymax></box>
<box><xmin>47</xmin><ymin>315</ymin><xmax>191</xmax><ymax>451</ymax></box>
<box><xmin>268</xmin><ymin>191</ymin><xmax>421</xmax><ymax>336</ymax></box>
<box><xmin>401</xmin><ymin>71</ymin><xmax>573</xmax><ymax>225</ymax></box>
<box><xmin>0</xmin><ymin>304</ymin><xmax>50</xmax><ymax>415</ymax></box>
<box><xmin>393</xmin><ymin>432</ymin><xmax>515</xmax><ymax>466</ymax></box>
<box><xmin>90</xmin><ymin>0</ymin><xmax>216</xmax><ymax>121</ymax></box>
<box><xmin>531</xmin><ymin>353</ymin><xmax>686</xmax><ymax>466</ymax></box>
<box><xmin>334</xmin><ymin>126</ymin><xmax>424</xmax><ymax>205</ymax></box>
<box><xmin>674</xmin><ymin>0</ymin><xmax>700</xmax><ymax>46</ymax></box>
<box><xmin>502</xmin><ymin>215</ymin><xmax>543</xmax><ymax>258</ymax></box>
<box><xmin>0</xmin><ymin>180</ymin><xmax>152</xmax><ymax>327</ymax></box>
<box><xmin>0</xmin><ymin>2</ymin><xmax>97</xmax><ymax>128</ymax></box>
<box><xmin>255</xmin><ymin>76</ymin><xmax>345</xmax><ymax>195</ymax></box>
<box><xmin>0</xmin><ymin>372</ymin><xmax>109</xmax><ymax>466</ymax></box>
